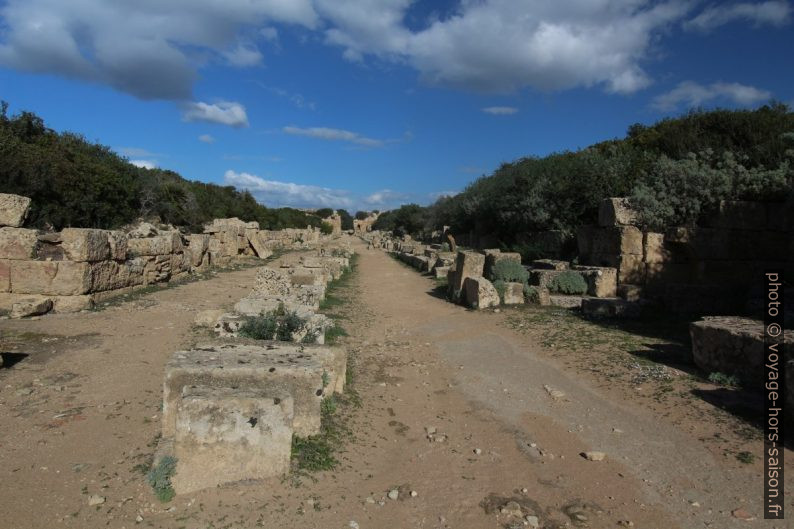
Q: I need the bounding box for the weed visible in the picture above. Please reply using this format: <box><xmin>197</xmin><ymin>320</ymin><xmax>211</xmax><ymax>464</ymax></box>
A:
<box><xmin>736</xmin><ymin>451</ymin><xmax>755</xmax><ymax>464</ymax></box>
<box><xmin>708</xmin><ymin>372</ymin><xmax>741</xmax><ymax>388</ymax></box>
<box><xmin>325</xmin><ymin>323</ymin><xmax>348</xmax><ymax>345</ymax></box>
<box><xmin>146</xmin><ymin>456</ymin><xmax>177</xmax><ymax>503</ymax></box>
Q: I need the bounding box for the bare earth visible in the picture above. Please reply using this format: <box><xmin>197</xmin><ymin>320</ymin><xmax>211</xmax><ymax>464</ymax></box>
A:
<box><xmin>0</xmin><ymin>238</ymin><xmax>791</xmax><ymax>529</ymax></box>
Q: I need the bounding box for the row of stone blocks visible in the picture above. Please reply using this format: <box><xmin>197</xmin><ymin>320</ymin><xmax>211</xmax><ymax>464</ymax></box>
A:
<box><xmin>164</xmin><ymin>247</ymin><xmax>354</xmax><ymax>493</ymax></box>
<box><xmin>164</xmin><ymin>342</ymin><xmax>347</xmax><ymax>493</ymax></box>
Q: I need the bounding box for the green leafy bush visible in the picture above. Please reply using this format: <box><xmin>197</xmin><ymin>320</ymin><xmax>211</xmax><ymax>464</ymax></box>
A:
<box><xmin>490</xmin><ymin>259</ymin><xmax>529</xmax><ymax>284</ymax></box>
<box><xmin>548</xmin><ymin>271</ymin><xmax>588</xmax><ymax>295</ymax></box>
<box><xmin>277</xmin><ymin>311</ymin><xmax>305</xmax><ymax>341</ymax></box>
<box><xmin>319</xmin><ymin>221</ymin><xmax>334</xmax><ymax>235</ymax></box>
<box><xmin>492</xmin><ymin>279</ymin><xmax>506</xmax><ymax>303</ymax></box>
<box><xmin>238</xmin><ymin>313</ymin><xmax>278</xmax><ymax>340</ymax></box>
<box><xmin>523</xmin><ymin>284</ymin><xmax>540</xmax><ymax>303</ymax></box>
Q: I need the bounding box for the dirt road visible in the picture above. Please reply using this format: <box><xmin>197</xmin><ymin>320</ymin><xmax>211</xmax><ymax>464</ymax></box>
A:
<box><xmin>0</xmin><ymin>240</ymin><xmax>790</xmax><ymax>528</ymax></box>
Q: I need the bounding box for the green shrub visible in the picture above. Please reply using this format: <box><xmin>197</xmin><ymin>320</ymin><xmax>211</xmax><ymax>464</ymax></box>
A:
<box><xmin>492</xmin><ymin>279</ymin><xmax>506</xmax><ymax>303</ymax></box>
<box><xmin>490</xmin><ymin>259</ymin><xmax>529</xmax><ymax>284</ymax></box>
<box><xmin>319</xmin><ymin>221</ymin><xmax>334</xmax><ymax>235</ymax></box>
<box><xmin>708</xmin><ymin>371</ymin><xmax>741</xmax><ymax>387</ymax></box>
<box><xmin>276</xmin><ymin>311</ymin><xmax>305</xmax><ymax>341</ymax></box>
<box><xmin>238</xmin><ymin>313</ymin><xmax>278</xmax><ymax>340</ymax></box>
<box><xmin>146</xmin><ymin>456</ymin><xmax>177</xmax><ymax>503</ymax></box>
<box><xmin>523</xmin><ymin>284</ymin><xmax>540</xmax><ymax>303</ymax></box>
<box><xmin>548</xmin><ymin>271</ymin><xmax>588</xmax><ymax>295</ymax></box>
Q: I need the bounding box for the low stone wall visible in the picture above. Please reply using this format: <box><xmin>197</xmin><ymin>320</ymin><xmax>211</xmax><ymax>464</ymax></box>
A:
<box><xmin>578</xmin><ymin>198</ymin><xmax>792</xmax><ymax>315</ymax></box>
<box><xmin>0</xmin><ymin>194</ymin><xmax>325</xmax><ymax>317</ymax></box>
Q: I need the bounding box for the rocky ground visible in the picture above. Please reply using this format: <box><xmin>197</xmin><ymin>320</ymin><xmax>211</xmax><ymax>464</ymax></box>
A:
<box><xmin>0</xmin><ymin>239</ymin><xmax>791</xmax><ymax>529</ymax></box>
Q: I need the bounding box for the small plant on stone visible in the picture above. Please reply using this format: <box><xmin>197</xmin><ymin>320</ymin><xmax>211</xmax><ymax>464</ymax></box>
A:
<box><xmin>523</xmin><ymin>284</ymin><xmax>540</xmax><ymax>304</ymax></box>
<box><xmin>277</xmin><ymin>311</ymin><xmax>305</xmax><ymax>341</ymax></box>
<box><xmin>146</xmin><ymin>456</ymin><xmax>177</xmax><ymax>503</ymax></box>
<box><xmin>490</xmin><ymin>259</ymin><xmax>529</xmax><ymax>284</ymax></box>
<box><xmin>548</xmin><ymin>270</ymin><xmax>588</xmax><ymax>295</ymax></box>
<box><xmin>238</xmin><ymin>313</ymin><xmax>278</xmax><ymax>340</ymax></box>
<box><xmin>492</xmin><ymin>279</ymin><xmax>507</xmax><ymax>303</ymax></box>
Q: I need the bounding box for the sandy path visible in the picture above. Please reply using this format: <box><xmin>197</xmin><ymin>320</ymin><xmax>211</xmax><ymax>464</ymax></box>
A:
<box><xmin>0</xmin><ymin>240</ymin><xmax>789</xmax><ymax>529</ymax></box>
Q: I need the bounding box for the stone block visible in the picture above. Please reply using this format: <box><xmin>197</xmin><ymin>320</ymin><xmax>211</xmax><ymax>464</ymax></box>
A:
<box><xmin>162</xmin><ymin>344</ymin><xmax>327</xmax><ymax>437</ymax></box>
<box><xmin>52</xmin><ymin>295</ymin><xmax>94</xmax><ymax>313</ymax></box>
<box><xmin>529</xmin><ymin>269</ymin><xmax>564</xmax><ymax>290</ymax></box>
<box><xmin>690</xmin><ymin>316</ymin><xmax>793</xmax><ymax>385</ymax></box>
<box><xmin>10</xmin><ymin>260</ymin><xmax>91</xmax><ymax>295</ymax></box>
<box><xmin>642</xmin><ymin>232</ymin><xmax>670</xmax><ymax>264</ymax></box>
<box><xmin>90</xmin><ymin>261</ymin><xmax>144</xmax><ymax>291</ymax></box>
<box><xmin>0</xmin><ymin>259</ymin><xmax>9</xmax><ymax>292</ymax></box>
<box><xmin>450</xmin><ymin>251</ymin><xmax>485</xmax><ymax>295</ymax></box>
<box><xmin>57</xmin><ymin>228</ymin><xmax>111</xmax><ymax>262</ymax></box>
<box><xmin>0</xmin><ymin>227</ymin><xmax>39</xmax><ymax>260</ymax></box>
<box><xmin>107</xmin><ymin>231</ymin><xmax>128</xmax><ymax>261</ymax></box>
<box><xmin>593</xmin><ymin>226</ymin><xmax>643</xmax><ymax>256</ymax></box>
<box><xmin>0</xmin><ymin>194</ymin><xmax>31</xmax><ymax>227</ymax></box>
<box><xmin>127</xmin><ymin>234</ymin><xmax>177</xmax><ymax>256</ymax></box>
<box><xmin>172</xmin><ymin>386</ymin><xmax>293</xmax><ymax>494</ymax></box>
<box><xmin>617</xmin><ymin>284</ymin><xmax>643</xmax><ymax>302</ymax></box>
<box><xmin>549</xmin><ymin>295</ymin><xmax>585</xmax><ymax>308</ymax></box>
<box><xmin>598</xmin><ymin>197</ymin><xmax>638</xmax><ymax>227</ymax></box>
<box><xmin>531</xmin><ymin>259</ymin><xmax>568</xmax><ymax>271</ymax></box>
<box><xmin>582</xmin><ymin>298</ymin><xmax>641</xmax><ymax>318</ymax></box>
<box><xmin>503</xmin><ymin>282</ymin><xmax>524</xmax><ymax>305</ymax></box>
<box><xmin>10</xmin><ymin>296</ymin><xmax>53</xmax><ymax>318</ymax></box>
<box><xmin>434</xmin><ymin>266</ymin><xmax>450</xmax><ymax>279</ymax></box>
<box><xmin>572</xmin><ymin>266</ymin><xmax>617</xmax><ymax>298</ymax></box>
<box><xmin>463</xmin><ymin>276</ymin><xmax>500</xmax><ymax>309</ymax></box>
<box><xmin>187</xmin><ymin>234</ymin><xmax>210</xmax><ymax>267</ymax></box>
<box><xmin>253</xmin><ymin>267</ymin><xmax>292</xmax><ymax>298</ymax></box>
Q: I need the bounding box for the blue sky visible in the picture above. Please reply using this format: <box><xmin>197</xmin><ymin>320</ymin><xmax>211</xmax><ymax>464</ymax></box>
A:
<box><xmin>0</xmin><ymin>0</ymin><xmax>792</xmax><ymax>212</ymax></box>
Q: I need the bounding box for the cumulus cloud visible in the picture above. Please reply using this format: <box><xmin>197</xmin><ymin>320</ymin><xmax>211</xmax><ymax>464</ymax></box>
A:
<box><xmin>183</xmin><ymin>101</ymin><xmax>249</xmax><ymax>127</ymax></box>
<box><xmin>223</xmin><ymin>43</ymin><xmax>264</xmax><ymax>67</ymax></box>
<box><xmin>482</xmin><ymin>106</ymin><xmax>518</xmax><ymax>115</ymax></box>
<box><xmin>684</xmin><ymin>1</ymin><xmax>791</xmax><ymax>31</ymax></box>
<box><xmin>652</xmin><ymin>81</ymin><xmax>772</xmax><ymax>111</ymax></box>
<box><xmin>0</xmin><ymin>0</ymin><xmax>318</xmax><ymax>100</ymax></box>
<box><xmin>283</xmin><ymin>126</ymin><xmax>384</xmax><ymax>147</ymax></box>
<box><xmin>224</xmin><ymin>170</ymin><xmax>355</xmax><ymax>208</ymax></box>
<box><xmin>198</xmin><ymin>134</ymin><xmax>216</xmax><ymax>144</ymax></box>
<box><xmin>130</xmin><ymin>159</ymin><xmax>156</xmax><ymax>169</ymax></box>
<box><xmin>363</xmin><ymin>189</ymin><xmax>411</xmax><ymax>206</ymax></box>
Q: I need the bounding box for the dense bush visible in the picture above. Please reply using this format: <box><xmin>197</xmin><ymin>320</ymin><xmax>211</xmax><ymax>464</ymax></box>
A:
<box><xmin>548</xmin><ymin>271</ymin><xmax>588</xmax><ymax>295</ymax></box>
<box><xmin>372</xmin><ymin>204</ymin><xmax>429</xmax><ymax>236</ymax></box>
<box><xmin>337</xmin><ymin>209</ymin><xmax>354</xmax><ymax>230</ymax></box>
<box><xmin>490</xmin><ymin>259</ymin><xmax>529</xmax><ymax>284</ymax></box>
<box><xmin>315</xmin><ymin>208</ymin><xmax>334</xmax><ymax>219</ymax></box>
<box><xmin>238</xmin><ymin>309</ymin><xmax>306</xmax><ymax>342</ymax></box>
<box><xmin>492</xmin><ymin>279</ymin><xmax>506</xmax><ymax>303</ymax></box>
<box><xmin>523</xmin><ymin>284</ymin><xmax>539</xmax><ymax>303</ymax></box>
<box><xmin>0</xmin><ymin>102</ymin><xmax>321</xmax><ymax>231</ymax></box>
<box><xmin>319</xmin><ymin>221</ymin><xmax>334</xmax><ymax>235</ymax></box>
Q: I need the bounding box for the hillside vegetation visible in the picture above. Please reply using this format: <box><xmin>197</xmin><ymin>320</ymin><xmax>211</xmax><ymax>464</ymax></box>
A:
<box><xmin>375</xmin><ymin>104</ymin><xmax>793</xmax><ymax>240</ymax></box>
<box><xmin>0</xmin><ymin>102</ymin><xmax>323</xmax><ymax>231</ymax></box>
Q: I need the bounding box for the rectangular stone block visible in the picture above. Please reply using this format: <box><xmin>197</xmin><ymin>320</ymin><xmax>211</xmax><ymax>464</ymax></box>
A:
<box><xmin>0</xmin><ymin>259</ymin><xmax>9</xmax><ymax>292</ymax></box>
<box><xmin>127</xmin><ymin>234</ymin><xmax>177</xmax><ymax>256</ymax></box>
<box><xmin>10</xmin><ymin>260</ymin><xmax>91</xmax><ymax>295</ymax></box>
<box><xmin>90</xmin><ymin>261</ymin><xmax>145</xmax><ymax>291</ymax></box>
<box><xmin>434</xmin><ymin>265</ymin><xmax>450</xmax><ymax>279</ymax></box>
<box><xmin>0</xmin><ymin>227</ymin><xmax>39</xmax><ymax>260</ymax></box>
<box><xmin>172</xmin><ymin>386</ymin><xmax>293</xmax><ymax>494</ymax></box>
<box><xmin>106</xmin><ymin>231</ymin><xmax>128</xmax><ymax>261</ymax></box>
<box><xmin>503</xmin><ymin>282</ymin><xmax>524</xmax><ymax>305</ymax></box>
<box><xmin>463</xmin><ymin>276</ymin><xmax>500</xmax><ymax>309</ymax></box>
<box><xmin>162</xmin><ymin>344</ymin><xmax>327</xmax><ymax>438</ymax></box>
<box><xmin>0</xmin><ymin>193</ymin><xmax>31</xmax><ymax>227</ymax></box>
<box><xmin>52</xmin><ymin>294</ymin><xmax>94</xmax><ymax>313</ymax></box>
<box><xmin>529</xmin><ymin>269</ymin><xmax>564</xmax><ymax>289</ymax></box>
<box><xmin>592</xmin><ymin>226</ymin><xmax>643</xmax><ymax>256</ymax></box>
<box><xmin>450</xmin><ymin>251</ymin><xmax>485</xmax><ymax>295</ymax></box>
<box><xmin>642</xmin><ymin>232</ymin><xmax>670</xmax><ymax>264</ymax></box>
<box><xmin>485</xmin><ymin>252</ymin><xmax>521</xmax><ymax>279</ymax></box>
<box><xmin>57</xmin><ymin>228</ymin><xmax>111</xmax><ymax>262</ymax></box>
<box><xmin>598</xmin><ymin>197</ymin><xmax>638</xmax><ymax>227</ymax></box>
<box><xmin>532</xmin><ymin>259</ymin><xmax>569</xmax><ymax>271</ymax></box>
<box><xmin>572</xmin><ymin>266</ymin><xmax>617</xmax><ymax>298</ymax></box>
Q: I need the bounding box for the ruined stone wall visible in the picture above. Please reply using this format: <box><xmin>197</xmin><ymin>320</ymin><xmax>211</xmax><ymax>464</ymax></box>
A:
<box><xmin>0</xmin><ymin>194</ymin><xmax>324</xmax><ymax>317</ymax></box>
<box><xmin>353</xmin><ymin>212</ymin><xmax>379</xmax><ymax>234</ymax></box>
<box><xmin>578</xmin><ymin>197</ymin><xmax>792</xmax><ymax>314</ymax></box>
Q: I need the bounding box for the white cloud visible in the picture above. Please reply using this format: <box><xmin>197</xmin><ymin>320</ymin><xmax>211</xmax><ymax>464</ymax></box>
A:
<box><xmin>183</xmin><ymin>101</ymin><xmax>249</xmax><ymax>127</ymax></box>
<box><xmin>261</xmin><ymin>27</ymin><xmax>279</xmax><ymax>42</ymax></box>
<box><xmin>130</xmin><ymin>159</ymin><xmax>156</xmax><ymax>169</ymax></box>
<box><xmin>0</xmin><ymin>0</ymin><xmax>318</xmax><ymax>100</ymax></box>
<box><xmin>684</xmin><ymin>1</ymin><xmax>791</xmax><ymax>31</ymax></box>
<box><xmin>363</xmin><ymin>189</ymin><xmax>410</xmax><ymax>206</ymax></box>
<box><xmin>652</xmin><ymin>81</ymin><xmax>772</xmax><ymax>111</ymax></box>
<box><xmin>198</xmin><ymin>134</ymin><xmax>216</xmax><ymax>143</ymax></box>
<box><xmin>283</xmin><ymin>125</ymin><xmax>384</xmax><ymax>147</ymax></box>
<box><xmin>482</xmin><ymin>106</ymin><xmax>518</xmax><ymax>115</ymax></box>
<box><xmin>224</xmin><ymin>170</ymin><xmax>354</xmax><ymax>208</ymax></box>
<box><xmin>223</xmin><ymin>43</ymin><xmax>263</xmax><ymax>67</ymax></box>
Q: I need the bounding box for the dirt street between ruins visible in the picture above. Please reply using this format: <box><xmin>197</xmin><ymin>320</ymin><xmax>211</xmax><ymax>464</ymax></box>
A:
<box><xmin>0</xmin><ymin>238</ymin><xmax>791</xmax><ymax>529</ymax></box>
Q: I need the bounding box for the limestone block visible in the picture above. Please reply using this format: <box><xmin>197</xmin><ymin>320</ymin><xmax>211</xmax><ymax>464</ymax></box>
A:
<box><xmin>549</xmin><ymin>295</ymin><xmax>585</xmax><ymax>308</ymax></box>
<box><xmin>690</xmin><ymin>316</ymin><xmax>793</xmax><ymax>385</ymax></box>
<box><xmin>52</xmin><ymin>295</ymin><xmax>94</xmax><ymax>313</ymax></box>
<box><xmin>529</xmin><ymin>269</ymin><xmax>564</xmax><ymax>290</ymax></box>
<box><xmin>0</xmin><ymin>259</ymin><xmax>9</xmax><ymax>292</ymax></box>
<box><xmin>106</xmin><ymin>231</ymin><xmax>128</xmax><ymax>261</ymax></box>
<box><xmin>288</xmin><ymin>267</ymin><xmax>328</xmax><ymax>287</ymax></box>
<box><xmin>10</xmin><ymin>296</ymin><xmax>53</xmax><ymax>318</ymax></box>
<box><xmin>450</xmin><ymin>251</ymin><xmax>485</xmax><ymax>294</ymax></box>
<box><xmin>617</xmin><ymin>284</ymin><xmax>643</xmax><ymax>302</ymax></box>
<box><xmin>10</xmin><ymin>260</ymin><xmax>91</xmax><ymax>295</ymax></box>
<box><xmin>592</xmin><ymin>226</ymin><xmax>643</xmax><ymax>256</ymax></box>
<box><xmin>503</xmin><ymin>282</ymin><xmax>524</xmax><ymax>305</ymax></box>
<box><xmin>642</xmin><ymin>232</ymin><xmax>670</xmax><ymax>264</ymax></box>
<box><xmin>162</xmin><ymin>344</ymin><xmax>327</xmax><ymax>437</ymax></box>
<box><xmin>187</xmin><ymin>234</ymin><xmax>210</xmax><ymax>267</ymax></box>
<box><xmin>194</xmin><ymin>309</ymin><xmax>224</xmax><ymax>328</ymax></box>
<box><xmin>598</xmin><ymin>197</ymin><xmax>638</xmax><ymax>227</ymax></box>
<box><xmin>571</xmin><ymin>266</ymin><xmax>617</xmax><ymax>298</ymax></box>
<box><xmin>172</xmin><ymin>386</ymin><xmax>293</xmax><ymax>494</ymax></box>
<box><xmin>582</xmin><ymin>298</ymin><xmax>641</xmax><ymax>318</ymax></box>
<box><xmin>244</xmin><ymin>229</ymin><xmax>273</xmax><ymax>259</ymax></box>
<box><xmin>253</xmin><ymin>267</ymin><xmax>292</xmax><ymax>298</ymax></box>
<box><xmin>90</xmin><ymin>261</ymin><xmax>145</xmax><ymax>291</ymax></box>
<box><xmin>434</xmin><ymin>266</ymin><xmax>450</xmax><ymax>279</ymax></box>
<box><xmin>127</xmin><ymin>234</ymin><xmax>176</xmax><ymax>256</ymax></box>
<box><xmin>463</xmin><ymin>276</ymin><xmax>500</xmax><ymax>309</ymax></box>
<box><xmin>0</xmin><ymin>227</ymin><xmax>39</xmax><ymax>260</ymax></box>
<box><xmin>58</xmin><ymin>228</ymin><xmax>111</xmax><ymax>262</ymax></box>
<box><xmin>0</xmin><ymin>194</ymin><xmax>31</xmax><ymax>227</ymax></box>
<box><xmin>293</xmin><ymin>285</ymin><xmax>325</xmax><ymax>310</ymax></box>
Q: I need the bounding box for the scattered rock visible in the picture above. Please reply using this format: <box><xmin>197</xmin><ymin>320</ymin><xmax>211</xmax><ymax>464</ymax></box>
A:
<box><xmin>410</xmin><ymin>490</ymin><xmax>418</xmax><ymax>498</ymax></box>
<box><xmin>88</xmin><ymin>495</ymin><xmax>106</xmax><ymax>506</ymax></box>
<box><xmin>617</xmin><ymin>521</ymin><xmax>634</xmax><ymax>527</ymax></box>
<box><xmin>500</xmin><ymin>501</ymin><xmax>524</xmax><ymax>518</ymax></box>
<box><xmin>11</xmin><ymin>297</ymin><xmax>53</xmax><ymax>319</ymax></box>
<box><xmin>543</xmin><ymin>384</ymin><xmax>566</xmax><ymax>400</ymax></box>
<box><xmin>474</xmin><ymin>448</ymin><xmax>482</xmax><ymax>455</ymax></box>
<box><xmin>582</xmin><ymin>451</ymin><xmax>606</xmax><ymax>461</ymax></box>
<box><xmin>14</xmin><ymin>387</ymin><xmax>34</xmax><ymax>396</ymax></box>
<box><xmin>525</xmin><ymin>515</ymin><xmax>540</xmax><ymax>528</ymax></box>
<box><xmin>135</xmin><ymin>515</ymin><xmax>144</xmax><ymax>523</ymax></box>
<box><xmin>387</xmin><ymin>489</ymin><xmax>399</xmax><ymax>500</ymax></box>
<box><xmin>365</xmin><ymin>496</ymin><xmax>376</xmax><ymax>504</ymax></box>
<box><xmin>731</xmin><ymin>508</ymin><xmax>754</xmax><ymax>520</ymax></box>
<box><xmin>349</xmin><ymin>521</ymin><xmax>360</xmax><ymax>529</ymax></box>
